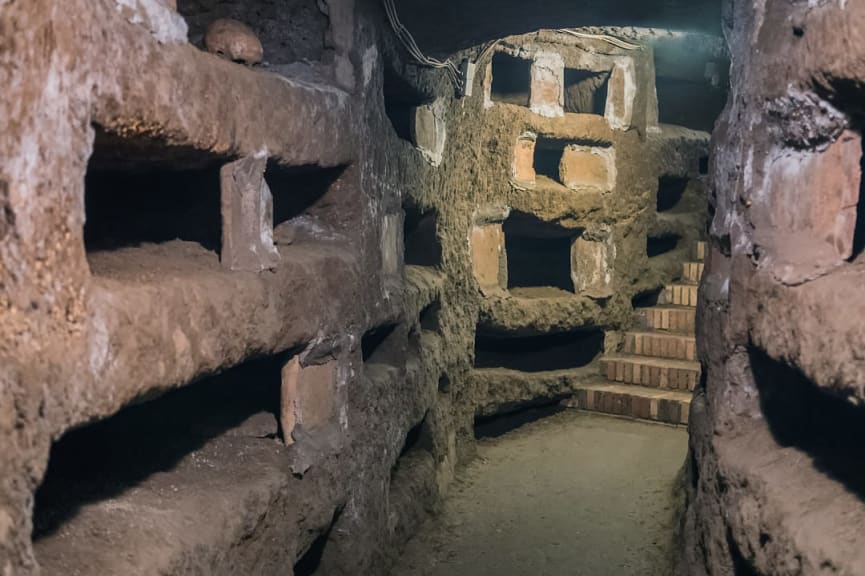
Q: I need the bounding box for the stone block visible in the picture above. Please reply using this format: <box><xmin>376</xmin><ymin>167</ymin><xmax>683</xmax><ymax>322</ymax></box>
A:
<box><xmin>682</xmin><ymin>262</ymin><xmax>705</xmax><ymax>283</ymax></box>
<box><xmin>559</xmin><ymin>145</ymin><xmax>615</xmax><ymax>191</ymax></box>
<box><xmin>513</xmin><ymin>132</ymin><xmax>537</xmax><ymax>184</ymax></box>
<box><xmin>529</xmin><ymin>52</ymin><xmax>564</xmax><ymax>118</ymax></box>
<box><xmin>762</xmin><ymin>129</ymin><xmax>862</xmax><ymax>259</ymax></box>
<box><xmin>220</xmin><ymin>155</ymin><xmax>280</xmax><ymax>272</ymax></box>
<box><xmin>471</xmin><ymin>224</ymin><xmax>506</xmax><ymax>291</ymax></box>
<box><xmin>663</xmin><ymin>284</ymin><xmax>699</xmax><ymax>307</ymax></box>
<box><xmin>381</xmin><ymin>213</ymin><xmax>401</xmax><ymax>276</ymax></box>
<box><xmin>411</xmin><ymin>100</ymin><xmax>447</xmax><ymax>166</ymax></box>
<box><xmin>571</xmin><ymin>236</ymin><xmax>614</xmax><ymax>297</ymax></box>
<box><xmin>606</xmin><ymin>61</ymin><xmax>636</xmax><ymax>130</ymax></box>
<box><xmin>281</xmin><ymin>356</ymin><xmax>337</xmax><ymax>445</ymax></box>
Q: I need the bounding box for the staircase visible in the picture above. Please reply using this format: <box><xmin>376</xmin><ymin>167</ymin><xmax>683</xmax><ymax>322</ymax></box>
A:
<box><xmin>567</xmin><ymin>241</ymin><xmax>706</xmax><ymax>426</ymax></box>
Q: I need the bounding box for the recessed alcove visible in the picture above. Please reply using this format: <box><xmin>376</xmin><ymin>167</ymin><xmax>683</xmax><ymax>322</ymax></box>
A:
<box><xmin>33</xmin><ymin>355</ymin><xmax>283</xmax><ymax>549</ymax></box>
<box><xmin>656</xmin><ymin>176</ymin><xmax>690</xmax><ymax>213</ymax></box>
<box><xmin>362</xmin><ymin>323</ymin><xmax>405</xmax><ymax>367</ymax></box>
<box><xmin>489</xmin><ymin>52</ymin><xmax>532</xmax><ymax>107</ymax></box>
<box><xmin>647</xmin><ymin>233</ymin><xmax>682</xmax><ymax>258</ymax></box>
<box><xmin>563</xmin><ymin>68</ymin><xmax>610</xmax><ymax>115</ymax></box>
<box><xmin>504</xmin><ymin>212</ymin><xmax>577</xmax><ymax>294</ymax></box>
<box><xmin>84</xmin><ymin>128</ymin><xmax>223</xmax><ymax>257</ymax></box>
<box><xmin>177</xmin><ymin>0</ymin><xmax>331</xmax><ymax>70</ymax></box>
<box><xmin>403</xmin><ymin>201</ymin><xmax>442</xmax><ymax>267</ymax></box>
<box><xmin>384</xmin><ymin>67</ymin><xmax>435</xmax><ymax>143</ymax></box>
<box><xmin>474</xmin><ymin>329</ymin><xmax>605</xmax><ymax>372</ymax></box>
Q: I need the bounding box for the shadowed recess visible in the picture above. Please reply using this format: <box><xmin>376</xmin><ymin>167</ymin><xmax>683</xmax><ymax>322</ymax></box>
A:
<box><xmin>403</xmin><ymin>200</ymin><xmax>442</xmax><ymax>267</ymax></box>
<box><xmin>750</xmin><ymin>347</ymin><xmax>865</xmax><ymax>501</ymax></box>
<box><xmin>474</xmin><ymin>328</ymin><xmax>605</xmax><ymax>371</ymax></box>
<box><xmin>32</xmin><ymin>356</ymin><xmax>283</xmax><ymax>540</ymax></box>
<box><xmin>490</xmin><ymin>52</ymin><xmax>532</xmax><ymax>107</ymax></box>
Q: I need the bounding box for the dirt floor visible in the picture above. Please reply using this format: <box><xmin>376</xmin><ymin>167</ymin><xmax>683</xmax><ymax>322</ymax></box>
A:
<box><xmin>391</xmin><ymin>410</ymin><xmax>688</xmax><ymax>576</ymax></box>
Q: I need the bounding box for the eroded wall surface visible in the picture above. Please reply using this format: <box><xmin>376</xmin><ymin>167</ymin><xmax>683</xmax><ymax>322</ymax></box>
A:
<box><xmin>683</xmin><ymin>0</ymin><xmax>865</xmax><ymax>574</ymax></box>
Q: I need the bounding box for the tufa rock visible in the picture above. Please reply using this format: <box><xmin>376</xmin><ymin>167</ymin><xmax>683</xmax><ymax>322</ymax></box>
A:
<box><xmin>205</xmin><ymin>19</ymin><xmax>263</xmax><ymax>66</ymax></box>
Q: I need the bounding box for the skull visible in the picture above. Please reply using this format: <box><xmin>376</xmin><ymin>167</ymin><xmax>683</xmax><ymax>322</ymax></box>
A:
<box><xmin>204</xmin><ymin>19</ymin><xmax>263</xmax><ymax>66</ymax></box>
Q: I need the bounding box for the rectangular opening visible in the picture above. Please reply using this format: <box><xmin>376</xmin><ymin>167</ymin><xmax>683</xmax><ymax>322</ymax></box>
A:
<box><xmin>699</xmin><ymin>155</ymin><xmax>710</xmax><ymax>175</ymax></box>
<box><xmin>474</xmin><ymin>329</ymin><xmax>605</xmax><ymax>372</ymax></box>
<box><xmin>177</xmin><ymin>0</ymin><xmax>330</xmax><ymax>70</ymax></box>
<box><xmin>657</xmin><ymin>176</ymin><xmax>690</xmax><ymax>213</ymax></box>
<box><xmin>269</xmin><ymin>163</ymin><xmax>349</xmax><ymax>241</ymax></box>
<box><xmin>394</xmin><ymin>414</ymin><xmax>433</xmax><ymax>473</ymax></box>
<box><xmin>631</xmin><ymin>286</ymin><xmax>664</xmax><ymax>308</ymax></box>
<box><xmin>750</xmin><ymin>347</ymin><xmax>865</xmax><ymax>500</ymax></box>
<box><xmin>293</xmin><ymin>505</ymin><xmax>344</xmax><ymax>576</ymax></box>
<box><xmin>384</xmin><ymin>67</ymin><xmax>433</xmax><ymax>143</ymax></box>
<box><xmin>84</xmin><ymin>128</ymin><xmax>223</xmax><ymax>261</ymax></box>
<box><xmin>33</xmin><ymin>355</ymin><xmax>283</xmax><ymax>556</ymax></box>
<box><xmin>361</xmin><ymin>323</ymin><xmax>405</xmax><ymax>366</ymax></box>
<box><xmin>655</xmin><ymin>76</ymin><xmax>726</xmax><ymax>132</ymax></box>
<box><xmin>490</xmin><ymin>52</ymin><xmax>531</xmax><ymax>107</ymax></box>
<box><xmin>419</xmin><ymin>299</ymin><xmax>441</xmax><ymax>333</ymax></box>
<box><xmin>504</xmin><ymin>212</ymin><xmax>576</xmax><ymax>294</ymax></box>
<box><xmin>403</xmin><ymin>200</ymin><xmax>442</xmax><ymax>267</ymax></box>
<box><xmin>533</xmin><ymin>136</ymin><xmax>614</xmax><ymax>191</ymax></box>
<box><xmin>647</xmin><ymin>233</ymin><xmax>682</xmax><ymax>258</ymax></box>
<box><xmin>563</xmin><ymin>69</ymin><xmax>610</xmax><ymax>115</ymax></box>
<box><xmin>533</xmin><ymin>137</ymin><xmax>566</xmax><ymax>184</ymax></box>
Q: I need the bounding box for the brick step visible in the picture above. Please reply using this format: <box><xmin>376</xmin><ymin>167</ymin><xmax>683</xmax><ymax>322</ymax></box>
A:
<box><xmin>661</xmin><ymin>283</ymin><xmax>699</xmax><ymax>307</ymax></box>
<box><xmin>565</xmin><ymin>381</ymin><xmax>691</xmax><ymax>426</ymax></box>
<box><xmin>623</xmin><ymin>331</ymin><xmax>697</xmax><ymax>361</ymax></box>
<box><xmin>637</xmin><ymin>306</ymin><xmax>696</xmax><ymax>333</ymax></box>
<box><xmin>600</xmin><ymin>355</ymin><xmax>700</xmax><ymax>392</ymax></box>
<box><xmin>682</xmin><ymin>261</ymin><xmax>705</xmax><ymax>284</ymax></box>
<box><xmin>695</xmin><ymin>240</ymin><xmax>707</xmax><ymax>262</ymax></box>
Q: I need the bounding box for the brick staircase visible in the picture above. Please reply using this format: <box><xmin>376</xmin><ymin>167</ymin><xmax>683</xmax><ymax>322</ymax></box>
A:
<box><xmin>568</xmin><ymin>241</ymin><xmax>706</xmax><ymax>426</ymax></box>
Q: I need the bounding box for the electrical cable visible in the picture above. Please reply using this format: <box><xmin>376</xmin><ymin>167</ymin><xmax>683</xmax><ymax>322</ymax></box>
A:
<box><xmin>382</xmin><ymin>0</ymin><xmax>463</xmax><ymax>90</ymax></box>
<box><xmin>556</xmin><ymin>29</ymin><xmax>643</xmax><ymax>51</ymax></box>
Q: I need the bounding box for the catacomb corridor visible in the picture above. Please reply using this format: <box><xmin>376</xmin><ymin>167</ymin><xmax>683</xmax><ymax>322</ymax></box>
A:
<box><xmin>1</xmin><ymin>0</ymin><xmax>864</xmax><ymax>574</ymax></box>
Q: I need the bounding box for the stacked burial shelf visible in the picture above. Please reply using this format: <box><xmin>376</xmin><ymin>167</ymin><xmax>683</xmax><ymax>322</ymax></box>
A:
<box><xmin>31</xmin><ymin>4</ymin><xmax>366</xmax><ymax>574</ymax></box>
<box><xmin>474</xmin><ymin>37</ymin><xmax>712</xmax><ymax>425</ymax></box>
<box><xmin>473</xmin><ymin>46</ymin><xmax>621</xmax><ymax>422</ymax></box>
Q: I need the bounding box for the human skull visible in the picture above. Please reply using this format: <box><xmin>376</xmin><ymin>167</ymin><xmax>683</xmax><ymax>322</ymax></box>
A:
<box><xmin>204</xmin><ymin>19</ymin><xmax>263</xmax><ymax>66</ymax></box>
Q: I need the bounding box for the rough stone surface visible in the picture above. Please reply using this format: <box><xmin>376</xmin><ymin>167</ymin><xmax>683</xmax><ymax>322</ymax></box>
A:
<box><xmin>681</xmin><ymin>0</ymin><xmax>865</xmax><ymax>574</ymax></box>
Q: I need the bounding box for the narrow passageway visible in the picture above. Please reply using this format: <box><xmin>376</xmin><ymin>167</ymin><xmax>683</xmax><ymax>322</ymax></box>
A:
<box><xmin>19</xmin><ymin>0</ymin><xmax>864</xmax><ymax>573</ymax></box>
<box><xmin>392</xmin><ymin>412</ymin><xmax>687</xmax><ymax>576</ymax></box>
